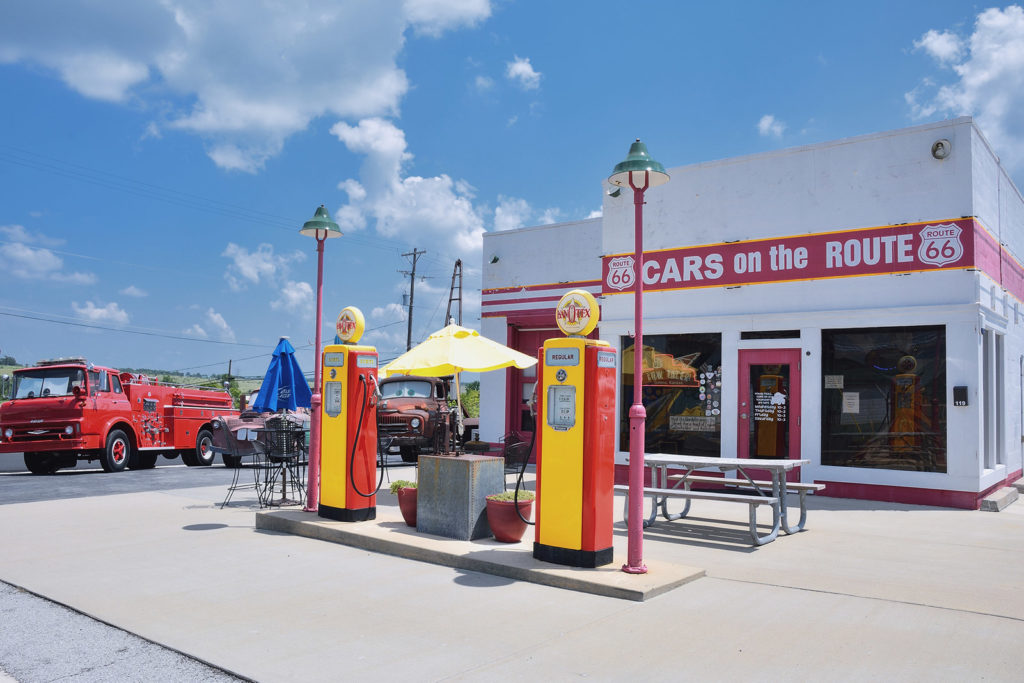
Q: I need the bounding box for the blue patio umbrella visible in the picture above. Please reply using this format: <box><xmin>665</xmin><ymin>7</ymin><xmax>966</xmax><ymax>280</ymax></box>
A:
<box><xmin>251</xmin><ymin>337</ymin><xmax>312</xmax><ymax>412</ymax></box>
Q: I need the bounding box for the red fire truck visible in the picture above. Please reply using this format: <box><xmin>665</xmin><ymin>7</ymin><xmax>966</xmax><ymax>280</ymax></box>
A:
<box><xmin>0</xmin><ymin>358</ymin><xmax>238</xmax><ymax>474</ymax></box>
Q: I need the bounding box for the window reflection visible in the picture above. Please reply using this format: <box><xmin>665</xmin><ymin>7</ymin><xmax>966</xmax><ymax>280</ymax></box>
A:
<box><xmin>821</xmin><ymin>326</ymin><xmax>947</xmax><ymax>472</ymax></box>
<box><xmin>621</xmin><ymin>333</ymin><xmax>722</xmax><ymax>457</ymax></box>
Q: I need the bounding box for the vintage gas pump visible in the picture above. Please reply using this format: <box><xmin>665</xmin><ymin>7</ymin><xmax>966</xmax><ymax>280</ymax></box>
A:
<box><xmin>533</xmin><ymin>290</ymin><xmax>617</xmax><ymax>568</ymax></box>
<box><xmin>318</xmin><ymin>307</ymin><xmax>381</xmax><ymax>522</ymax></box>
<box><xmin>890</xmin><ymin>355</ymin><xmax>919</xmax><ymax>453</ymax></box>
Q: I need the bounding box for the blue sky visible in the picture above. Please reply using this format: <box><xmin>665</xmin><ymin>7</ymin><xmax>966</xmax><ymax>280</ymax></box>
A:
<box><xmin>1</xmin><ymin>1</ymin><xmax>1023</xmax><ymax>378</ymax></box>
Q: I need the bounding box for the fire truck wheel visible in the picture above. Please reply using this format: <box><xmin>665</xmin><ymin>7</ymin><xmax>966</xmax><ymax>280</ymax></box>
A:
<box><xmin>100</xmin><ymin>430</ymin><xmax>131</xmax><ymax>473</ymax></box>
<box><xmin>400</xmin><ymin>446</ymin><xmax>419</xmax><ymax>463</ymax></box>
<box><xmin>128</xmin><ymin>452</ymin><xmax>158</xmax><ymax>470</ymax></box>
<box><xmin>193</xmin><ymin>428</ymin><xmax>215</xmax><ymax>467</ymax></box>
<box><xmin>24</xmin><ymin>452</ymin><xmax>59</xmax><ymax>475</ymax></box>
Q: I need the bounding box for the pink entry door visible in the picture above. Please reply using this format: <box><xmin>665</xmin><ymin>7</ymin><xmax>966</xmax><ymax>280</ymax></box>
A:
<box><xmin>737</xmin><ymin>348</ymin><xmax>802</xmax><ymax>481</ymax></box>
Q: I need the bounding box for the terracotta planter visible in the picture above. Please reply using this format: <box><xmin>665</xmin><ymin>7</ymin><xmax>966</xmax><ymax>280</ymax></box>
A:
<box><xmin>486</xmin><ymin>497</ymin><xmax>533</xmax><ymax>543</ymax></box>
<box><xmin>396</xmin><ymin>487</ymin><xmax>417</xmax><ymax>527</ymax></box>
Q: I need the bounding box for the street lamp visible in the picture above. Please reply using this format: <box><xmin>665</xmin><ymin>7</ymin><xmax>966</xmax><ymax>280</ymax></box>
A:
<box><xmin>300</xmin><ymin>204</ymin><xmax>342</xmax><ymax>512</ymax></box>
<box><xmin>608</xmin><ymin>139</ymin><xmax>669</xmax><ymax>574</ymax></box>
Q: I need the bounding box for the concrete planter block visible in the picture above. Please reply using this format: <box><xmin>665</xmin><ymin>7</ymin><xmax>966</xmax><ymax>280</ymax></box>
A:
<box><xmin>417</xmin><ymin>454</ymin><xmax>504</xmax><ymax>540</ymax></box>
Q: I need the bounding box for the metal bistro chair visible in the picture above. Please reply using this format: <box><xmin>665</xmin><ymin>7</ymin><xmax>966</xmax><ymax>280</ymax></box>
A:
<box><xmin>500</xmin><ymin>431</ymin><xmax>531</xmax><ymax>490</ymax></box>
<box><xmin>260</xmin><ymin>415</ymin><xmax>306</xmax><ymax>507</ymax></box>
<box><xmin>220</xmin><ymin>424</ymin><xmax>275</xmax><ymax>509</ymax></box>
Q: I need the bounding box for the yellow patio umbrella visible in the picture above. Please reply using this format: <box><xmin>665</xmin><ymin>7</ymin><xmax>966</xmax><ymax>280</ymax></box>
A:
<box><xmin>381</xmin><ymin>323</ymin><xmax>538</xmax><ymax>442</ymax></box>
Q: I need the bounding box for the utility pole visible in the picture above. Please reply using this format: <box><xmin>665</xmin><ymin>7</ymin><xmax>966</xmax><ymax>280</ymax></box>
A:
<box><xmin>400</xmin><ymin>248</ymin><xmax>426</xmax><ymax>350</ymax></box>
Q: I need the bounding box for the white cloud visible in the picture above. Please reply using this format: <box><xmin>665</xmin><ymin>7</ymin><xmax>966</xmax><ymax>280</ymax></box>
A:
<box><xmin>538</xmin><ymin>208</ymin><xmax>562</xmax><ymax>225</ymax></box>
<box><xmin>331</xmin><ymin>118</ymin><xmax>485</xmax><ymax>254</ymax></box>
<box><xmin>72</xmin><ymin>301</ymin><xmax>129</xmax><ymax>325</ymax></box>
<box><xmin>494</xmin><ymin>196</ymin><xmax>532</xmax><ymax>231</ymax></box>
<box><xmin>372</xmin><ymin>302</ymin><xmax>407</xmax><ymax>320</ymax></box>
<box><xmin>59</xmin><ymin>52</ymin><xmax>150</xmax><ymax>102</ymax></box>
<box><xmin>0</xmin><ymin>1</ymin><xmax>493</xmax><ymax>172</ymax></box>
<box><xmin>758</xmin><ymin>114</ymin><xmax>786</xmax><ymax>138</ymax></box>
<box><xmin>1</xmin><ymin>242</ymin><xmax>95</xmax><ymax>284</ymax></box>
<box><xmin>270</xmin><ymin>281</ymin><xmax>313</xmax><ymax>317</ymax></box>
<box><xmin>914</xmin><ymin>29</ymin><xmax>965</xmax><ymax>64</ymax></box>
<box><xmin>587</xmin><ymin>208</ymin><xmax>603</xmax><ymax>219</ymax></box>
<box><xmin>506</xmin><ymin>55</ymin><xmax>541</xmax><ymax>90</ymax></box>
<box><xmin>120</xmin><ymin>285</ymin><xmax>148</xmax><ymax>298</ymax></box>
<box><xmin>908</xmin><ymin>7</ymin><xmax>1024</xmax><ymax>172</ymax></box>
<box><xmin>404</xmin><ymin>0</ymin><xmax>491</xmax><ymax>37</ymax></box>
<box><xmin>474</xmin><ymin>75</ymin><xmax>494</xmax><ymax>92</ymax></box>
<box><xmin>204</xmin><ymin>308</ymin><xmax>236</xmax><ymax>342</ymax></box>
<box><xmin>222</xmin><ymin>242</ymin><xmax>304</xmax><ymax>291</ymax></box>
<box><xmin>183</xmin><ymin>323</ymin><xmax>208</xmax><ymax>338</ymax></box>
<box><xmin>220</xmin><ymin>243</ymin><xmax>311</xmax><ymax>318</ymax></box>
<box><xmin>0</xmin><ymin>224</ymin><xmax>64</xmax><ymax>247</ymax></box>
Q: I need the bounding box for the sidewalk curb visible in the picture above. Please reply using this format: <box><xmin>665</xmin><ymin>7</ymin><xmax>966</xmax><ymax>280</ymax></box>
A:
<box><xmin>256</xmin><ymin>509</ymin><xmax>704</xmax><ymax>601</ymax></box>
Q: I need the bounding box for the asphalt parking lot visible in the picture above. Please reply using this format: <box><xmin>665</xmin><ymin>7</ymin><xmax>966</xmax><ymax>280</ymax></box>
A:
<box><xmin>2</xmin><ymin>451</ymin><xmax>1023</xmax><ymax>682</ymax></box>
<box><xmin>0</xmin><ymin>454</ymin><xmax>248</xmax><ymax>682</ymax></box>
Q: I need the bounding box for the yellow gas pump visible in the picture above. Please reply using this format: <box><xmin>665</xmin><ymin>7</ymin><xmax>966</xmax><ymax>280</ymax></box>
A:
<box><xmin>533</xmin><ymin>290</ymin><xmax>617</xmax><ymax>568</ymax></box>
<box><xmin>319</xmin><ymin>307</ymin><xmax>381</xmax><ymax>522</ymax></box>
<box><xmin>890</xmin><ymin>355</ymin><xmax>919</xmax><ymax>453</ymax></box>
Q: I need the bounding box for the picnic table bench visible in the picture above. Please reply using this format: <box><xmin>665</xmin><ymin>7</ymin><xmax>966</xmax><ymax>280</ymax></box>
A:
<box><xmin>665</xmin><ymin>474</ymin><xmax>825</xmax><ymax>533</ymax></box>
<box><xmin>618</xmin><ymin>454</ymin><xmax>819</xmax><ymax>546</ymax></box>
<box><xmin>614</xmin><ymin>483</ymin><xmax>781</xmax><ymax>545</ymax></box>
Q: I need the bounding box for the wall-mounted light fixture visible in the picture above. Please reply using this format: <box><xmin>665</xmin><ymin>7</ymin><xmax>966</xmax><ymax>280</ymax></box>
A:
<box><xmin>931</xmin><ymin>138</ymin><xmax>951</xmax><ymax>160</ymax></box>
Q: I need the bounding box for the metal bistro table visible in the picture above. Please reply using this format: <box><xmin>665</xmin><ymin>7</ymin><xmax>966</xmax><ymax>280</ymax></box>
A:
<box><xmin>255</xmin><ymin>420</ymin><xmax>308</xmax><ymax>507</ymax></box>
<box><xmin>624</xmin><ymin>454</ymin><xmax>811</xmax><ymax>544</ymax></box>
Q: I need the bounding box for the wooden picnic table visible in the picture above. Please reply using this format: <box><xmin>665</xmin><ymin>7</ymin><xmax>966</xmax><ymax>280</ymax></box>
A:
<box><xmin>618</xmin><ymin>454</ymin><xmax>816</xmax><ymax>545</ymax></box>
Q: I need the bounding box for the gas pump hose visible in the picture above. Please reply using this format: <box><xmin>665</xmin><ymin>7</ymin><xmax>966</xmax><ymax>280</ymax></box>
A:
<box><xmin>349</xmin><ymin>375</ymin><xmax>386</xmax><ymax>498</ymax></box>
<box><xmin>512</xmin><ymin>429</ymin><xmax>537</xmax><ymax>526</ymax></box>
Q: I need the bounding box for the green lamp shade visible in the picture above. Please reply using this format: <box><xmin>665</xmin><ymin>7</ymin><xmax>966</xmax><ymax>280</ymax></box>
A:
<box><xmin>299</xmin><ymin>204</ymin><xmax>342</xmax><ymax>238</ymax></box>
<box><xmin>608</xmin><ymin>139</ymin><xmax>670</xmax><ymax>188</ymax></box>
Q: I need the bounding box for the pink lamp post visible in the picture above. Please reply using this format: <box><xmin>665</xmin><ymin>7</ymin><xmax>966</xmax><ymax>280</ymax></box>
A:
<box><xmin>608</xmin><ymin>140</ymin><xmax>670</xmax><ymax>574</ymax></box>
<box><xmin>300</xmin><ymin>205</ymin><xmax>342</xmax><ymax>512</ymax></box>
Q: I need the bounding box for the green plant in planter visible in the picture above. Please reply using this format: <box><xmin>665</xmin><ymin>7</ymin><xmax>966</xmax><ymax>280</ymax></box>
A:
<box><xmin>391</xmin><ymin>479</ymin><xmax>418</xmax><ymax>527</ymax></box>
<box><xmin>487</xmin><ymin>489</ymin><xmax>534</xmax><ymax>502</ymax></box>
<box><xmin>389</xmin><ymin>479</ymin><xmax>417</xmax><ymax>494</ymax></box>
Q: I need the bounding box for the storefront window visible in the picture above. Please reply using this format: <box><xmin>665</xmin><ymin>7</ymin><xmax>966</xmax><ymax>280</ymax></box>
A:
<box><xmin>620</xmin><ymin>333</ymin><xmax>722</xmax><ymax>457</ymax></box>
<box><xmin>821</xmin><ymin>326</ymin><xmax>947</xmax><ymax>472</ymax></box>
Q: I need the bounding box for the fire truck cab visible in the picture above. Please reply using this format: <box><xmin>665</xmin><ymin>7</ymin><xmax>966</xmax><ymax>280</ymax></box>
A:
<box><xmin>0</xmin><ymin>358</ymin><xmax>238</xmax><ymax>474</ymax></box>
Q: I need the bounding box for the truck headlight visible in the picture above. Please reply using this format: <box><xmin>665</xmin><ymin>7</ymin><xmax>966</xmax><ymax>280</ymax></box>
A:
<box><xmin>3</xmin><ymin>428</ymin><xmax>12</xmax><ymax>439</ymax></box>
<box><xmin>64</xmin><ymin>425</ymin><xmax>74</xmax><ymax>435</ymax></box>
<box><xmin>410</xmin><ymin>418</ymin><xmax>421</xmax><ymax>429</ymax></box>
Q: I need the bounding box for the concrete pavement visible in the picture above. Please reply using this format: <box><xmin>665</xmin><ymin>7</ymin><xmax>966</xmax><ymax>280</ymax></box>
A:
<box><xmin>0</xmin><ymin>468</ymin><xmax>1022</xmax><ymax>681</ymax></box>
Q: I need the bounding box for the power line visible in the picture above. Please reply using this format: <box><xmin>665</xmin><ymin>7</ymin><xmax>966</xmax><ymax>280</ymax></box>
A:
<box><xmin>0</xmin><ymin>309</ymin><xmax>267</xmax><ymax>347</ymax></box>
<box><xmin>170</xmin><ymin>319</ymin><xmax>408</xmax><ymax>374</ymax></box>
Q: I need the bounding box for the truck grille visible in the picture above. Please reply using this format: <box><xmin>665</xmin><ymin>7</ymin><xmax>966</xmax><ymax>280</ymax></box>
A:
<box><xmin>7</xmin><ymin>427</ymin><xmax>67</xmax><ymax>443</ymax></box>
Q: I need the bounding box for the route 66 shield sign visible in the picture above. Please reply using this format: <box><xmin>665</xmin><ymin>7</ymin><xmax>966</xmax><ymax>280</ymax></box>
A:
<box><xmin>606</xmin><ymin>256</ymin><xmax>636</xmax><ymax>291</ymax></box>
<box><xmin>918</xmin><ymin>223</ymin><xmax>964</xmax><ymax>268</ymax></box>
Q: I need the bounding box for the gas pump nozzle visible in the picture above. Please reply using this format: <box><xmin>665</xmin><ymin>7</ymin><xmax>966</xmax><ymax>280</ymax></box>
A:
<box><xmin>368</xmin><ymin>373</ymin><xmax>383</xmax><ymax>405</ymax></box>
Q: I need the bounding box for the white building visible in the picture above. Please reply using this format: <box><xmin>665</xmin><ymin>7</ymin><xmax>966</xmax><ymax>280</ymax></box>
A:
<box><xmin>480</xmin><ymin>117</ymin><xmax>1024</xmax><ymax>509</ymax></box>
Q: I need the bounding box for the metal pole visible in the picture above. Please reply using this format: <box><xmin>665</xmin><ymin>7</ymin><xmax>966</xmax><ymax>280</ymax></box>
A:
<box><xmin>623</xmin><ymin>171</ymin><xmax>650</xmax><ymax>574</ymax></box>
<box><xmin>402</xmin><ymin>248</ymin><xmax>425</xmax><ymax>350</ymax></box>
<box><xmin>304</xmin><ymin>236</ymin><xmax>326</xmax><ymax>512</ymax></box>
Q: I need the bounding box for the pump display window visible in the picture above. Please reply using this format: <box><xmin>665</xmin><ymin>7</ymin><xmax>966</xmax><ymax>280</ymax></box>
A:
<box><xmin>821</xmin><ymin>325</ymin><xmax>947</xmax><ymax>472</ymax></box>
<box><xmin>620</xmin><ymin>333</ymin><xmax>722</xmax><ymax>457</ymax></box>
